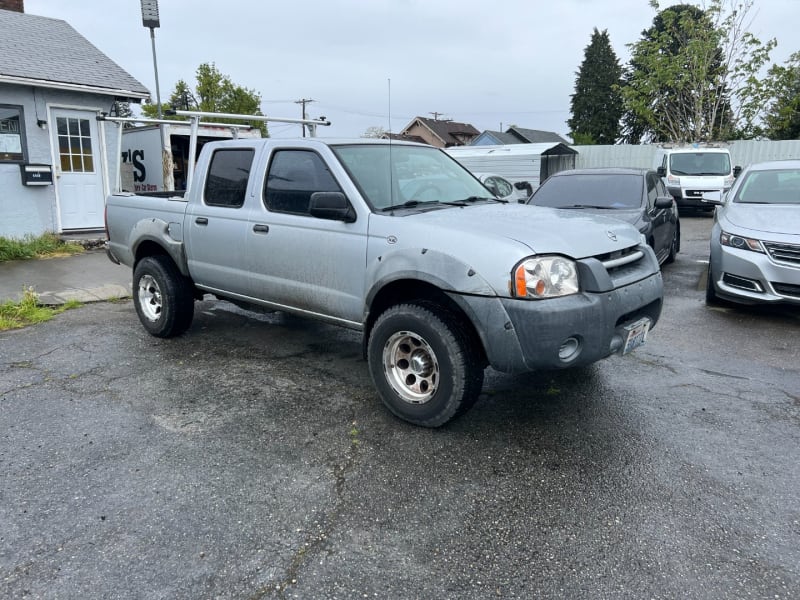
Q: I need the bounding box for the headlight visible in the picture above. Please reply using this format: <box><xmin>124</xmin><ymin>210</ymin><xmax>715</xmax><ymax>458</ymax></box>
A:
<box><xmin>723</xmin><ymin>175</ymin><xmax>735</xmax><ymax>188</ymax></box>
<box><xmin>720</xmin><ymin>231</ymin><xmax>764</xmax><ymax>253</ymax></box>
<box><xmin>512</xmin><ymin>256</ymin><xmax>579</xmax><ymax>298</ymax></box>
<box><xmin>667</xmin><ymin>175</ymin><xmax>680</xmax><ymax>186</ymax></box>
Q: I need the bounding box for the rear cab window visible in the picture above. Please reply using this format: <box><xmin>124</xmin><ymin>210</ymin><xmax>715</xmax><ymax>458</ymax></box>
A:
<box><xmin>203</xmin><ymin>148</ymin><xmax>255</xmax><ymax>208</ymax></box>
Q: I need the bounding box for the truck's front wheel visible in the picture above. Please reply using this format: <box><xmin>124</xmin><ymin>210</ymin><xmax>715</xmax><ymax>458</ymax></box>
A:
<box><xmin>133</xmin><ymin>256</ymin><xmax>195</xmax><ymax>338</ymax></box>
<box><xmin>367</xmin><ymin>303</ymin><xmax>483</xmax><ymax>427</ymax></box>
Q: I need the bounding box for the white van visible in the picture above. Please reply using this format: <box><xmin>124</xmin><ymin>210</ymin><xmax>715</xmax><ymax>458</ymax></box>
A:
<box><xmin>655</xmin><ymin>143</ymin><xmax>741</xmax><ymax>211</ymax></box>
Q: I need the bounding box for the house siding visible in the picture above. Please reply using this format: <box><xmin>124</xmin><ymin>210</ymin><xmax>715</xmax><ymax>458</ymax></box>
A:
<box><xmin>0</xmin><ymin>82</ymin><xmax>123</xmax><ymax>238</ymax></box>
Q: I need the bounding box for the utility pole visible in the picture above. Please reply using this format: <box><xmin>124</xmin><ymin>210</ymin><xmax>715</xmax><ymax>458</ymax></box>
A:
<box><xmin>429</xmin><ymin>111</ymin><xmax>445</xmax><ymax>121</ymax></box>
<box><xmin>295</xmin><ymin>98</ymin><xmax>314</xmax><ymax>137</ymax></box>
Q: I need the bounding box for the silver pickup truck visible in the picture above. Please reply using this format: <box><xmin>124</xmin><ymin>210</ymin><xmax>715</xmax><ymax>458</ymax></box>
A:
<box><xmin>106</xmin><ymin>138</ymin><xmax>663</xmax><ymax>427</ymax></box>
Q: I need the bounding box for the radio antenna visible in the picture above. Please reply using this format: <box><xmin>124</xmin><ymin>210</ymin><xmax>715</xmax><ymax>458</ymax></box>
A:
<box><xmin>388</xmin><ymin>77</ymin><xmax>395</xmax><ymax>210</ymax></box>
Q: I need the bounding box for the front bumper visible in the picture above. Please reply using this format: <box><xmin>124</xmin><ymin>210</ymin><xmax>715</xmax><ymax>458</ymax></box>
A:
<box><xmin>711</xmin><ymin>244</ymin><xmax>800</xmax><ymax>306</ymax></box>
<box><xmin>455</xmin><ymin>271</ymin><xmax>664</xmax><ymax>374</ymax></box>
<box><xmin>668</xmin><ymin>186</ymin><xmax>723</xmax><ymax>209</ymax></box>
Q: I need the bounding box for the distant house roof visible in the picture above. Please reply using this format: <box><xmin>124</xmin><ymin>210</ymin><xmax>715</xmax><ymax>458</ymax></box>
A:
<box><xmin>507</xmin><ymin>127</ymin><xmax>571</xmax><ymax>145</ymax></box>
<box><xmin>471</xmin><ymin>130</ymin><xmax>521</xmax><ymax>146</ymax></box>
<box><xmin>401</xmin><ymin>116</ymin><xmax>480</xmax><ymax>147</ymax></box>
<box><xmin>0</xmin><ymin>9</ymin><xmax>150</xmax><ymax>100</ymax></box>
<box><xmin>381</xmin><ymin>132</ymin><xmax>428</xmax><ymax>144</ymax></box>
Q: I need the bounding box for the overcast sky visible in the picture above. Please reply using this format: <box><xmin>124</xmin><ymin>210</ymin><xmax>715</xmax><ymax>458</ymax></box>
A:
<box><xmin>23</xmin><ymin>0</ymin><xmax>800</xmax><ymax>140</ymax></box>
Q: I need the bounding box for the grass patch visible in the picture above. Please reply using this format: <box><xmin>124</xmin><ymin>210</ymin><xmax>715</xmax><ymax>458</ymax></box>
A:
<box><xmin>0</xmin><ymin>288</ymin><xmax>81</xmax><ymax>331</ymax></box>
<box><xmin>0</xmin><ymin>232</ymin><xmax>85</xmax><ymax>262</ymax></box>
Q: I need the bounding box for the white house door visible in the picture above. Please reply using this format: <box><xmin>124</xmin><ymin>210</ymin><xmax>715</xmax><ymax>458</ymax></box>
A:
<box><xmin>51</xmin><ymin>108</ymin><xmax>105</xmax><ymax>231</ymax></box>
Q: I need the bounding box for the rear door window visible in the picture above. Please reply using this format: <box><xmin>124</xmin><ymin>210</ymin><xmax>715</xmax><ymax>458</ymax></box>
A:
<box><xmin>203</xmin><ymin>148</ymin><xmax>255</xmax><ymax>208</ymax></box>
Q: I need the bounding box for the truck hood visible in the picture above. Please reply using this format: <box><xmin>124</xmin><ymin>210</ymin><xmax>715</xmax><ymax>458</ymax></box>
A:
<box><xmin>723</xmin><ymin>202</ymin><xmax>800</xmax><ymax>237</ymax></box>
<box><xmin>392</xmin><ymin>203</ymin><xmax>642</xmax><ymax>259</ymax></box>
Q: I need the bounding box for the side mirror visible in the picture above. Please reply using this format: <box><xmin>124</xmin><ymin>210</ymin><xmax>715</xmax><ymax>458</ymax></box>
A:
<box><xmin>701</xmin><ymin>191</ymin><xmax>723</xmax><ymax>205</ymax></box>
<box><xmin>654</xmin><ymin>195</ymin><xmax>674</xmax><ymax>209</ymax></box>
<box><xmin>309</xmin><ymin>192</ymin><xmax>356</xmax><ymax>222</ymax></box>
<box><xmin>514</xmin><ymin>180</ymin><xmax>533</xmax><ymax>198</ymax></box>
<box><xmin>733</xmin><ymin>165</ymin><xmax>742</xmax><ymax>178</ymax></box>
<box><xmin>657</xmin><ymin>166</ymin><xmax>666</xmax><ymax>177</ymax></box>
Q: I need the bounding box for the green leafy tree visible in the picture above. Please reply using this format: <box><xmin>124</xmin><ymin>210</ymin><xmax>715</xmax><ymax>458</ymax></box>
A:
<box><xmin>621</xmin><ymin>0</ymin><xmax>775</xmax><ymax>143</ymax></box>
<box><xmin>762</xmin><ymin>51</ymin><xmax>800</xmax><ymax>139</ymax></box>
<box><xmin>142</xmin><ymin>63</ymin><xmax>268</xmax><ymax>136</ymax></box>
<box><xmin>568</xmin><ymin>28</ymin><xmax>624</xmax><ymax>145</ymax></box>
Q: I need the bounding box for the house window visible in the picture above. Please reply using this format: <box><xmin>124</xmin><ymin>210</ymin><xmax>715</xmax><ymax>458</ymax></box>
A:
<box><xmin>0</xmin><ymin>105</ymin><xmax>26</xmax><ymax>163</ymax></box>
<box><xmin>56</xmin><ymin>116</ymin><xmax>94</xmax><ymax>172</ymax></box>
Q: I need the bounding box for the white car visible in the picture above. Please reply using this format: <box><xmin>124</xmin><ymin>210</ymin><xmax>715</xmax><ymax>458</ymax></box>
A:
<box><xmin>473</xmin><ymin>173</ymin><xmax>528</xmax><ymax>202</ymax></box>
<box><xmin>704</xmin><ymin>159</ymin><xmax>800</xmax><ymax>306</ymax></box>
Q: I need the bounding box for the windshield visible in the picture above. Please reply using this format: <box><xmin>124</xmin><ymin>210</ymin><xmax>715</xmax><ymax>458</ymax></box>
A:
<box><xmin>733</xmin><ymin>168</ymin><xmax>800</xmax><ymax>205</ymax></box>
<box><xmin>331</xmin><ymin>144</ymin><xmax>493</xmax><ymax>211</ymax></box>
<box><xmin>669</xmin><ymin>152</ymin><xmax>731</xmax><ymax>176</ymax></box>
<box><xmin>529</xmin><ymin>173</ymin><xmax>643</xmax><ymax>209</ymax></box>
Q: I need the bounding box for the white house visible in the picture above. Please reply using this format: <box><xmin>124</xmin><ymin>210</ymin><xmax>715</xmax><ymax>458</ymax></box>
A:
<box><xmin>0</xmin><ymin>0</ymin><xmax>149</xmax><ymax>239</ymax></box>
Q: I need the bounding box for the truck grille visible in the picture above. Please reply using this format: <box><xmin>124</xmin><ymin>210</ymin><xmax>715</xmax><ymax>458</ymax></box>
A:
<box><xmin>597</xmin><ymin>245</ymin><xmax>644</xmax><ymax>274</ymax></box>
<box><xmin>763</xmin><ymin>241</ymin><xmax>800</xmax><ymax>266</ymax></box>
<box><xmin>582</xmin><ymin>244</ymin><xmax>653</xmax><ymax>291</ymax></box>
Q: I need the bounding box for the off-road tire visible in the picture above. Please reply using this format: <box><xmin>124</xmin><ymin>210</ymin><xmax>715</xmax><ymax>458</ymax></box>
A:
<box><xmin>133</xmin><ymin>255</ymin><xmax>195</xmax><ymax>337</ymax></box>
<box><xmin>367</xmin><ymin>303</ymin><xmax>484</xmax><ymax>427</ymax></box>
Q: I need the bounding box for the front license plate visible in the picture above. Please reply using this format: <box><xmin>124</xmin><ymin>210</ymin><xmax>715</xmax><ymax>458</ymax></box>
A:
<box><xmin>622</xmin><ymin>318</ymin><xmax>651</xmax><ymax>355</ymax></box>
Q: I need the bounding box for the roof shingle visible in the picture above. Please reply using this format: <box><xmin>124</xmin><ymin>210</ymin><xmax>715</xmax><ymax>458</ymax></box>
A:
<box><xmin>0</xmin><ymin>9</ymin><xmax>149</xmax><ymax>98</ymax></box>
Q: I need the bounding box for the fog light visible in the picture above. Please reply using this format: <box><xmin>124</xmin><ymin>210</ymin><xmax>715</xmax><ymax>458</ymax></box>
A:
<box><xmin>558</xmin><ymin>337</ymin><xmax>581</xmax><ymax>362</ymax></box>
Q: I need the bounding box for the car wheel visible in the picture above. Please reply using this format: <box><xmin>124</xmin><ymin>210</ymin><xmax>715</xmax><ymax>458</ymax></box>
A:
<box><xmin>133</xmin><ymin>255</ymin><xmax>195</xmax><ymax>337</ymax></box>
<box><xmin>705</xmin><ymin>261</ymin><xmax>719</xmax><ymax>305</ymax></box>
<box><xmin>367</xmin><ymin>303</ymin><xmax>484</xmax><ymax>427</ymax></box>
<box><xmin>665</xmin><ymin>224</ymin><xmax>679</xmax><ymax>264</ymax></box>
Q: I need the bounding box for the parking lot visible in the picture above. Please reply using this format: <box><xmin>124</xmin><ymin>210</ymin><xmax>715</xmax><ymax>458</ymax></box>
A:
<box><xmin>1</xmin><ymin>215</ymin><xmax>798</xmax><ymax>599</ymax></box>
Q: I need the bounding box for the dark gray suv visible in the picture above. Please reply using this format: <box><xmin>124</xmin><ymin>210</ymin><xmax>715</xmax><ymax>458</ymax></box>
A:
<box><xmin>528</xmin><ymin>167</ymin><xmax>680</xmax><ymax>266</ymax></box>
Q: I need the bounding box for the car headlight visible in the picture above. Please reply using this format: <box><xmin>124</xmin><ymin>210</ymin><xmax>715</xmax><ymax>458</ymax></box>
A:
<box><xmin>667</xmin><ymin>175</ymin><xmax>680</xmax><ymax>186</ymax></box>
<box><xmin>720</xmin><ymin>231</ymin><xmax>764</xmax><ymax>253</ymax></box>
<box><xmin>723</xmin><ymin>175</ymin><xmax>735</xmax><ymax>188</ymax></box>
<box><xmin>512</xmin><ymin>256</ymin><xmax>579</xmax><ymax>298</ymax></box>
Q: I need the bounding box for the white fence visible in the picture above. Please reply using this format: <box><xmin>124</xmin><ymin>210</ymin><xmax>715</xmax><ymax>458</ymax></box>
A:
<box><xmin>572</xmin><ymin>140</ymin><xmax>800</xmax><ymax>170</ymax></box>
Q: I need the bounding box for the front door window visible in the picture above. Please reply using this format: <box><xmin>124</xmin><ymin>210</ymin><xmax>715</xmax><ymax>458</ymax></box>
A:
<box><xmin>56</xmin><ymin>116</ymin><xmax>94</xmax><ymax>173</ymax></box>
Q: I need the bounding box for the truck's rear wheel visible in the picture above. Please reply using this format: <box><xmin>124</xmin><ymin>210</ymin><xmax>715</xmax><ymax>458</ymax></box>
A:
<box><xmin>133</xmin><ymin>256</ymin><xmax>195</xmax><ymax>337</ymax></box>
<box><xmin>367</xmin><ymin>303</ymin><xmax>483</xmax><ymax>427</ymax></box>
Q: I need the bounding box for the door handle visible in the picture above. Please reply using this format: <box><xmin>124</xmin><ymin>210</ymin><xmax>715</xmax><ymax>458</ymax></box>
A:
<box><xmin>195</xmin><ymin>217</ymin><xmax>208</xmax><ymax>225</ymax></box>
<box><xmin>252</xmin><ymin>224</ymin><xmax>270</xmax><ymax>233</ymax></box>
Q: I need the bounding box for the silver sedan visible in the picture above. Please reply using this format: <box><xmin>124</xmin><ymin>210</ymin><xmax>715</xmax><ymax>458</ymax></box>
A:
<box><xmin>705</xmin><ymin>159</ymin><xmax>800</xmax><ymax>306</ymax></box>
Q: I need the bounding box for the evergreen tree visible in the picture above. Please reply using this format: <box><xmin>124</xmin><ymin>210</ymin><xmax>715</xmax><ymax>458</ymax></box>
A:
<box><xmin>763</xmin><ymin>51</ymin><xmax>800</xmax><ymax>140</ymax></box>
<box><xmin>621</xmin><ymin>0</ymin><xmax>774</xmax><ymax>143</ymax></box>
<box><xmin>568</xmin><ymin>28</ymin><xmax>623</xmax><ymax>145</ymax></box>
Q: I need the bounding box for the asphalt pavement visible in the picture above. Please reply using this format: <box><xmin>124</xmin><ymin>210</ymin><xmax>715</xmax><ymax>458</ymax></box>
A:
<box><xmin>1</xmin><ymin>217</ymin><xmax>798</xmax><ymax>599</ymax></box>
<box><xmin>0</xmin><ymin>248</ymin><xmax>131</xmax><ymax>305</ymax></box>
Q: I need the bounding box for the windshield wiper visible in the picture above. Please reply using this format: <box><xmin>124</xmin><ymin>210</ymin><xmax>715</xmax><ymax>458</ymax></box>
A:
<box><xmin>556</xmin><ymin>204</ymin><xmax>615</xmax><ymax>209</ymax></box>
<box><xmin>380</xmin><ymin>200</ymin><xmax>465</xmax><ymax>212</ymax></box>
<box><xmin>459</xmin><ymin>195</ymin><xmax>508</xmax><ymax>204</ymax></box>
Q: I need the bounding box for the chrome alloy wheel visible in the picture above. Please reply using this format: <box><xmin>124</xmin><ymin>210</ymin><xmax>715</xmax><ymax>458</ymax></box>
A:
<box><xmin>382</xmin><ymin>330</ymin><xmax>440</xmax><ymax>404</ymax></box>
<box><xmin>137</xmin><ymin>274</ymin><xmax>163</xmax><ymax>322</ymax></box>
